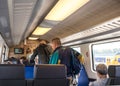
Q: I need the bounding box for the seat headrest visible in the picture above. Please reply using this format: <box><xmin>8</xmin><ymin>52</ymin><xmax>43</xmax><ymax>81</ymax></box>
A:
<box><xmin>108</xmin><ymin>65</ymin><xmax>120</xmax><ymax>78</ymax></box>
<box><xmin>34</xmin><ymin>64</ymin><xmax>67</xmax><ymax>79</ymax></box>
<box><xmin>0</xmin><ymin>64</ymin><xmax>24</xmax><ymax>79</ymax></box>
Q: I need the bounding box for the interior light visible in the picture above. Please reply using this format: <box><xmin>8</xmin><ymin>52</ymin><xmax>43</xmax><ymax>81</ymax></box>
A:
<box><xmin>45</xmin><ymin>0</ymin><xmax>90</xmax><ymax>21</ymax></box>
<box><xmin>32</xmin><ymin>27</ymin><xmax>51</xmax><ymax>35</ymax></box>
<box><xmin>28</xmin><ymin>37</ymin><xmax>39</xmax><ymax>40</ymax></box>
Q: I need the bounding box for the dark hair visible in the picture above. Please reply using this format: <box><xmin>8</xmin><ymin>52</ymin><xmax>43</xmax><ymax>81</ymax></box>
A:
<box><xmin>4</xmin><ymin>57</ymin><xmax>18</xmax><ymax>64</ymax></box>
<box><xmin>52</xmin><ymin>37</ymin><xmax>61</xmax><ymax>46</ymax></box>
<box><xmin>96</xmin><ymin>64</ymin><xmax>108</xmax><ymax>75</ymax></box>
<box><xmin>20</xmin><ymin>56</ymin><xmax>26</xmax><ymax>60</ymax></box>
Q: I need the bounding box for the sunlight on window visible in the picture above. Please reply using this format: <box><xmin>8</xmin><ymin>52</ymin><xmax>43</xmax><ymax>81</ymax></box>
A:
<box><xmin>92</xmin><ymin>41</ymin><xmax>120</xmax><ymax>71</ymax></box>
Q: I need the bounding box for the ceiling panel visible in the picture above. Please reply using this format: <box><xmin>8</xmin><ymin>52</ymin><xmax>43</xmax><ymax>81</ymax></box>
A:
<box><xmin>0</xmin><ymin>0</ymin><xmax>58</xmax><ymax>46</ymax></box>
<box><xmin>61</xmin><ymin>17</ymin><xmax>120</xmax><ymax>45</ymax></box>
<box><xmin>40</xmin><ymin>0</ymin><xmax>120</xmax><ymax>43</ymax></box>
<box><xmin>0</xmin><ymin>0</ymin><xmax>13</xmax><ymax>45</ymax></box>
<box><xmin>0</xmin><ymin>0</ymin><xmax>8</xmax><ymax>9</ymax></box>
<box><xmin>10</xmin><ymin>0</ymin><xmax>37</xmax><ymax>45</ymax></box>
<box><xmin>0</xmin><ymin>0</ymin><xmax>120</xmax><ymax>47</ymax></box>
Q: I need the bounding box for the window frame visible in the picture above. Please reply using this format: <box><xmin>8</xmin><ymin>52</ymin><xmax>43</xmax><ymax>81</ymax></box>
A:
<box><xmin>91</xmin><ymin>40</ymin><xmax>120</xmax><ymax>71</ymax></box>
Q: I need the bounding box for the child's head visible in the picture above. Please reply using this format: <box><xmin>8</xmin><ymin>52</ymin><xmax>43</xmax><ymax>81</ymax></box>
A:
<box><xmin>96</xmin><ymin>64</ymin><xmax>108</xmax><ymax>78</ymax></box>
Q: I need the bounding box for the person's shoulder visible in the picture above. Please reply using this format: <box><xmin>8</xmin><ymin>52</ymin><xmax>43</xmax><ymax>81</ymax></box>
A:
<box><xmin>89</xmin><ymin>81</ymin><xmax>94</xmax><ymax>86</ymax></box>
<box><xmin>89</xmin><ymin>78</ymin><xmax>108</xmax><ymax>86</ymax></box>
<box><xmin>60</xmin><ymin>46</ymin><xmax>71</xmax><ymax>51</ymax></box>
<box><xmin>89</xmin><ymin>81</ymin><xmax>99</xmax><ymax>86</ymax></box>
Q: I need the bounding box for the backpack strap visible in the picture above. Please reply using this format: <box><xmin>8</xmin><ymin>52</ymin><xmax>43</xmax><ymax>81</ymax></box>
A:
<box><xmin>57</xmin><ymin>47</ymin><xmax>65</xmax><ymax>63</ymax></box>
<box><xmin>71</xmin><ymin>49</ymin><xmax>81</xmax><ymax>75</ymax></box>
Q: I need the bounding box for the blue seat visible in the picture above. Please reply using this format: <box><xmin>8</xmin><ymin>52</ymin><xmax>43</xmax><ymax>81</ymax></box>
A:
<box><xmin>0</xmin><ymin>64</ymin><xmax>26</xmax><ymax>86</ymax></box>
<box><xmin>25</xmin><ymin>65</ymin><xmax>34</xmax><ymax>79</ymax></box>
<box><xmin>78</xmin><ymin>65</ymin><xmax>89</xmax><ymax>86</ymax></box>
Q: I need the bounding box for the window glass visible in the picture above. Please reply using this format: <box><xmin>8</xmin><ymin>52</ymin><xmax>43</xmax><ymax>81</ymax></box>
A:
<box><xmin>1</xmin><ymin>45</ymin><xmax>6</xmax><ymax>63</ymax></box>
<box><xmin>71</xmin><ymin>47</ymin><xmax>81</xmax><ymax>53</ymax></box>
<box><xmin>92</xmin><ymin>41</ymin><xmax>120</xmax><ymax>71</ymax></box>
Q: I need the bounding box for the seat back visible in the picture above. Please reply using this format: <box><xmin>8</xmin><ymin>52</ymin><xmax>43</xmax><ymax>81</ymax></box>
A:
<box><xmin>108</xmin><ymin>65</ymin><xmax>120</xmax><ymax>78</ymax></box>
<box><xmin>0</xmin><ymin>64</ymin><xmax>24</xmax><ymax>79</ymax></box>
<box><xmin>0</xmin><ymin>64</ymin><xmax>26</xmax><ymax>86</ymax></box>
<box><xmin>107</xmin><ymin>65</ymin><xmax>120</xmax><ymax>85</ymax></box>
<box><xmin>34</xmin><ymin>64</ymin><xmax>69</xmax><ymax>86</ymax></box>
<box><xmin>34</xmin><ymin>64</ymin><xmax>67</xmax><ymax>79</ymax></box>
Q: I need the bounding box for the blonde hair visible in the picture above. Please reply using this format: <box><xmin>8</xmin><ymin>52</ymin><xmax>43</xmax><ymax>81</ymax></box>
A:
<box><xmin>39</xmin><ymin>40</ymin><xmax>47</xmax><ymax>45</ymax></box>
<box><xmin>78</xmin><ymin>54</ymin><xmax>84</xmax><ymax>64</ymax></box>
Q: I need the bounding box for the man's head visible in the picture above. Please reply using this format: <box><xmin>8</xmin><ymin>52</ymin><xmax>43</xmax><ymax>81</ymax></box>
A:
<box><xmin>51</xmin><ymin>37</ymin><xmax>61</xmax><ymax>50</ymax></box>
<box><xmin>96</xmin><ymin>64</ymin><xmax>108</xmax><ymax>78</ymax></box>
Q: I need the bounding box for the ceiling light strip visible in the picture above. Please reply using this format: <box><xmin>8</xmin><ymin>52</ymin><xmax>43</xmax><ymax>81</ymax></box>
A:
<box><xmin>45</xmin><ymin>0</ymin><xmax>90</xmax><ymax>21</ymax></box>
<box><xmin>28</xmin><ymin>37</ymin><xmax>39</xmax><ymax>40</ymax></box>
<box><xmin>32</xmin><ymin>27</ymin><xmax>51</xmax><ymax>35</ymax></box>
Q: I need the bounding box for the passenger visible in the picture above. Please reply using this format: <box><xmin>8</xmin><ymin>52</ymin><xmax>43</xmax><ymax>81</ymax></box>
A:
<box><xmin>4</xmin><ymin>58</ymin><xmax>13</xmax><ymax>64</ymax></box>
<box><xmin>34</xmin><ymin>56</ymin><xmax>39</xmax><ymax>65</ymax></box>
<box><xmin>4</xmin><ymin>57</ymin><xmax>18</xmax><ymax>64</ymax></box>
<box><xmin>10</xmin><ymin>57</ymin><xmax>19</xmax><ymax>64</ymax></box>
<box><xmin>49</xmin><ymin>37</ymin><xmax>80</xmax><ymax>79</ymax></box>
<box><xmin>26</xmin><ymin>48</ymin><xmax>33</xmax><ymax>62</ymax></box>
<box><xmin>49</xmin><ymin>38</ymin><xmax>62</xmax><ymax>64</ymax></box>
<box><xmin>89</xmin><ymin>64</ymin><xmax>108</xmax><ymax>86</ymax></box>
<box><xmin>30</xmin><ymin>39</ymin><xmax>51</xmax><ymax>64</ymax></box>
<box><xmin>20</xmin><ymin>56</ymin><xmax>29</xmax><ymax>65</ymax></box>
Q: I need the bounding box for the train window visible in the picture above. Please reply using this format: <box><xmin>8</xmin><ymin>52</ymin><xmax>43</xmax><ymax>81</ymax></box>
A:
<box><xmin>71</xmin><ymin>47</ymin><xmax>81</xmax><ymax>53</ymax></box>
<box><xmin>1</xmin><ymin>45</ymin><xmax>6</xmax><ymax>63</ymax></box>
<box><xmin>0</xmin><ymin>45</ymin><xmax>2</xmax><ymax>63</ymax></box>
<box><xmin>92</xmin><ymin>41</ymin><xmax>120</xmax><ymax>71</ymax></box>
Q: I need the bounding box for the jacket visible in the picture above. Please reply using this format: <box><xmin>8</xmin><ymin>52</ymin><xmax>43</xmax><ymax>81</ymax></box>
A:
<box><xmin>30</xmin><ymin>44</ymin><xmax>51</xmax><ymax>64</ymax></box>
<box><xmin>49</xmin><ymin>46</ymin><xmax>73</xmax><ymax>77</ymax></box>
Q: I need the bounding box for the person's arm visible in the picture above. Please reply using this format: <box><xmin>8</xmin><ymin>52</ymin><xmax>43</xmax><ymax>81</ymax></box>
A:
<box><xmin>30</xmin><ymin>48</ymin><xmax>38</xmax><ymax>63</ymax></box>
<box><xmin>89</xmin><ymin>82</ymin><xmax>94</xmax><ymax>86</ymax></box>
<box><xmin>44</xmin><ymin>45</ymin><xmax>52</xmax><ymax>63</ymax></box>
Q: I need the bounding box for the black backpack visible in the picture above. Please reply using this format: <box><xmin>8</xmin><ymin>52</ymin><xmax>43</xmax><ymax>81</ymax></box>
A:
<box><xmin>59</xmin><ymin>47</ymin><xmax>81</xmax><ymax>76</ymax></box>
<box><xmin>71</xmin><ymin>49</ymin><xmax>81</xmax><ymax>75</ymax></box>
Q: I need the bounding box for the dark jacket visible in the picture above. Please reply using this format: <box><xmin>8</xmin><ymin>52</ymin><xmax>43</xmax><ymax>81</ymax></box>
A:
<box><xmin>30</xmin><ymin>44</ymin><xmax>51</xmax><ymax>64</ymax></box>
<box><xmin>49</xmin><ymin>46</ymin><xmax>73</xmax><ymax>77</ymax></box>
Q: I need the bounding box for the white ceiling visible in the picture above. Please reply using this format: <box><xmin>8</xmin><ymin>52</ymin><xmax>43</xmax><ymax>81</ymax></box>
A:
<box><xmin>8</xmin><ymin>0</ymin><xmax>37</xmax><ymax>45</ymax></box>
<box><xmin>0</xmin><ymin>0</ymin><xmax>58</xmax><ymax>46</ymax></box>
<box><xmin>0</xmin><ymin>0</ymin><xmax>120</xmax><ymax>47</ymax></box>
<box><xmin>40</xmin><ymin>0</ymin><xmax>120</xmax><ymax>41</ymax></box>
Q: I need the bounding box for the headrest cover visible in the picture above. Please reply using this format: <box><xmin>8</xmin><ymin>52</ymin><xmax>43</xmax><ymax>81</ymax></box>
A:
<box><xmin>0</xmin><ymin>64</ymin><xmax>24</xmax><ymax>79</ymax></box>
<box><xmin>108</xmin><ymin>65</ymin><xmax>120</xmax><ymax>78</ymax></box>
<box><xmin>34</xmin><ymin>64</ymin><xmax>67</xmax><ymax>79</ymax></box>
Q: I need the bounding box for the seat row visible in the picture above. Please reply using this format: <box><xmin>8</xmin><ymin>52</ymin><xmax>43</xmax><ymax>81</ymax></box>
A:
<box><xmin>0</xmin><ymin>64</ymin><xmax>69</xmax><ymax>86</ymax></box>
<box><xmin>106</xmin><ymin>65</ymin><xmax>120</xmax><ymax>86</ymax></box>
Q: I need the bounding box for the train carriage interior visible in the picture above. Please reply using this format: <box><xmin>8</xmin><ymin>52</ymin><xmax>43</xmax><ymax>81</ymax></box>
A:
<box><xmin>0</xmin><ymin>0</ymin><xmax>120</xmax><ymax>86</ymax></box>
